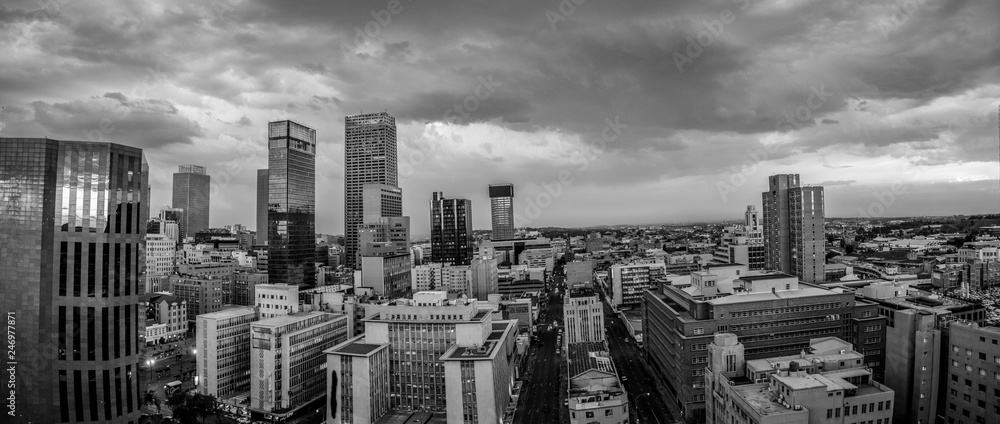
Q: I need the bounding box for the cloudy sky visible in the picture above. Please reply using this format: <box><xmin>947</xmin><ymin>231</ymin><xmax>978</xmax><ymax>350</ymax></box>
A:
<box><xmin>2</xmin><ymin>0</ymin><xmax>998</xmax><ymax>235</ymax></box>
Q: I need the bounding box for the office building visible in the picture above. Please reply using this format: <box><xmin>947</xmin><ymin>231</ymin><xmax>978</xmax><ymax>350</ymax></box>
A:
<box><xmin>566</xmin><ymin>341</ymin><xmax>628</xmax><ymax>424</ymax></box>
<box><xmin>357</xmin><ymin>216</ymin><xmax>410</xmax><ymax>262</ymax></box>
<box><xmin>762</xmin><ymin>174</ymin><xmax>825</xmax><ymax>283</ymax></box>
<box><xmin>197</xmin><ymin>307</ymin><xmax>258</xmax><ymax>400</ymax></box>
<box><xmin>267</xmin><ymin>120</ymin><xmax>317</xmax><ymax>288</ymax></box>
<box><xmin>705</xmin><ymin>334</ymin><xmax>894</xmax><ymax>424</ymax></box>
<box><xmin>471</xmin><ymin>255</ymin><xmax>499</xmax><ymax>300</ymax></box>
<box><xmin>171</xmin><ymin>275</ymin><xmax>225</xmax><ymax>323</ymax></box>
<box><xmin>145</xmin><ymin>233</ymin><xmax>176</xmax><ymax>276</ymax></box>
<box><xmin>430</xmin><ymin>191</ymin><xmax>474</xmax><ymax>266</ymax></box>
<box><xmin>362</xmin><ymin>183</ymin><xmax>402</xmax><ymax>224</ymax></box>
<box><xmin>643</xmin><ymin>268</ymin><xmax>887</xmax><ymax>423</ymax></box>
<box><xmin>564</xmin><ymin>288</ymin><xmax>604</xmax><ymax>344</ymax></box>
<box><xmin>232</xmin><ymin>271</ymin><xmax>268</xmax><ymax>306</ymax></box>
<box><xmin>360</xmin><ymin>253</ymin><xmax>412</xmax><ymax>298</ymax></box>
<box><xmin>254</xmin><ymin>283</ymin><xmax>300</xmax><ymax>319</ymax></box>
<box><xmin>256</xmin><ymin>169</ymin><xmax>268</xmax><ymax>245</ymax></box>
<box><xmin>942</xmin><ymin>321</ymin><xmax>1000</xmax><ymax>424</ymax></box>
<box><xmin>172</xmin><ymin>164</ymin><xmax>211</xmax><ymax>236</ymax></box>
<box><xmin>160</xmin><ymin>207</ymin><xmax>186</xmax><ymax>243</ymax></box>
<box><xmin>142</xmin><ymin>293</ymin><xmax>187</xmax><ymax>344</ymax></box>
<box><xmin>610</xmin><ymin>260</ymin><xmax>667</xmax><ymax>308</ymax></box>
<box><xmin>325</xmin><ymin>292</ymin><xmax>517</xmax><ymax>423</ymax></box>
<box><xmin>713</xmin><ymin>205</ymin><xmax>765</xmax><ymax>270</ymax></box>
<box><xmin>0</xmin><ymin>138</ymin><xmax>147</xmax><ymax>423</ymax></box>
<box><xmin>345</xmin><ymin>112</ymin><xmax>398</xmax><ymax>269</ymax></box>
<box><xmin>481</xmin><ymin>237</ymin><xmax>554</xmax><ymax>270</ymax></box>
<box><xmin>489</xmin><ymin>184</ymin><xmax>515</xmax><ymax>240</ymax></box>
<box><xmin>147</xmin><ymin>216</ymin><xmax>180</xmax><ymax>244</ymax></box>
<box><xmin>250</xmin><ymin>312</ymin><xmax>349</xmax><ymax>419</ymax></box>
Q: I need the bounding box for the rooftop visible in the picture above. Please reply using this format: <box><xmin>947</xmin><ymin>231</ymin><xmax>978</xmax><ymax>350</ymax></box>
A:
<box><xmin>253</xmin><ymin>311</ymin><xmax>329</xmax><ymax>328</ymax></box>
<box><xmin>732</xmin><ymin>383</ymin><xmax>796</xmax><ymax>416</ymax></box>
<box><xmin>568</xmin><ymin>341</ymin><xmax>616</xmax><ymax>378</ymax></box>
<box><xmin>708</xmin><ymin>286</ymin><xmax>842</xmax><ymax>305</ymax></box>
<box><xmin>330</xmin><ymin>342</ymin><xmax>388</xmax><ymax>357</ymax></box>
<box><xmin>197</xmin><ymin>306</ymin><xmax>256</xmax><ymax>320</ymax></box>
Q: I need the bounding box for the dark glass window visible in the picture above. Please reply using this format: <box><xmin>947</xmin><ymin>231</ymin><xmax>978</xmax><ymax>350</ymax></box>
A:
<box><xmin>114</xmin><ymin>244</ymin><xmax>121</xmax><ymax>296</ymax></box>
<box><xmin>103</xmin><ymin>370</ymin><xmax>112</xmax><ymax>420</ymax></box>
<box><xmin>73</xmin><ymin>241</ymin><xmax>82</xmax><ymax>296</ymax></box>
<box><xmin>87</xmin><ymin>307</ymin><xmax>95</xmax><ymax>360</ymax></box>
<box><xmin>72</xmin><ymin>307</ymin><xmax>81</xmax><ymax>361</ymax></box>
<box><xmin>125</xmin><ymin>304</ymin><xmax>131</xmax><ymax>356</ymax></box>
<box><xmin>74</xmin><ymin>370</ymin><xmax>84</xmax><ymax>421</ymax></box>
<box><xmin>114</xmin><ymin>367</ymin><xmax>122</xmax><ymax>417</ymax></box>
<box><xmin>88</xmin><ymin>370</ymin><xmax>98</xmax><ymax>420</ymax></box>
<box><xmin>59</xmin><ymin>370</ymin><xmax>69</xmax><ymax>422</ymax></box>
<box><xmin>101</xmin><ymin>308</ymin><xmax>109</xmax><ymax>361</ymax></box>
<box><xmin>58</xmin><ymin>306</ymin><xmax>66</xmax><ymax>360</ymax></box>
<box><xmin>125</xmin><ymin>243</ymin><xmax>131</xmax><ymax>296</ymax></box>
<box><xmin>88</xmin><ymin>242</ymin><xmax>96</xmax><ymax>297</ymax></box>
<box><xmin>114</xmin><ymin>306</ymin><xmax>120</xmax><ymax>359</ymax></box>
<box><xmin>59</xmin><ymin>241</ymin><xmax>68</xmax><ymax>296</ymax></box>
<box><xmin>102</xmin><ymin>243</ymin><xmax>109</xmax><ymax>297</ymax></box>
<box><xmin>126</xmin><ymin>364</ymin><xmax>134</xmax><ymax>413</ymax></box>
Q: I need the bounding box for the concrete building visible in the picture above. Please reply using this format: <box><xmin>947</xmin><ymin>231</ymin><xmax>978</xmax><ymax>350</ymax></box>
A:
<box><xmin>325</xmin><ymin>291</ymin><xmax>517</xmax><ymax>423</ymax></box>
<box><xmin>173</xmin><ymin>164</ymin><xmax>211</xmax><ymax>237</ymax></box>
<box><xmin>963</xmin><ymin>260</ymin><xmax>1000</xmax><ymax>290</ymax></box>
<box><xmin>361</xmin><ymin>183</ymin><xmax>402</xmax><ymax>225</ymax></box>
<box><xmin>567</xmin><ymin>341</ymin><xmax>628</xmax><ymax>424</ymax></box>
<box><xmin>489</xmin><ymin>184</ymin><xmax>515</xmax><ymax>240</ymax></box>
<box><xmin>250</xmin><ymin>312</ymin><xmax>349</xmax><ymax>419</ymax></box>
<box><xmin>762</xmin><ymin>174</ymin><xmax>825</xmax><ymax>283</ymax></box>
<box><xmin>232</xmin><ymin>271</ymin><xmax>268</xmax><ymax>306</ymax></box>
<box><xmin>564</xmin><ymin>288</ymin><xmax>604</xmax><ymax>344</ymax></box>
<box><xmin>360</xmin><ymin>253</ymin><xmax>412</xmax><ymax>298</ymax></box>
<box><xmin>610</xmin><ymin>260</ymin><xmax>667</xmax><ymax>308</ymax></box>
<box><xmin>705</xmin><ymin>334</ymin><xmax>895</xmax><ymax>424</ymax></box>
<box><xmin>254</xmin><ymin>283</ymin><xmax>299</xmax><ymax>319</ymax></box>
<box><xmin>566</xmin><ymin>260</ymin><xmax>595</xmax><ymax>288</ymax></box>
<box><xmin>345</xmin><ymin>113</ymin><xmax>398</xmax><ymax>269</ymax></box>
<box><xmin>144</xmin><ymin>293</ymin><xmax>187</xmax><ymax>343</ymax></box>
<box><xmin>0</xmin><ymin>138</ymin><xmax>148</xmax><ymax>423</ymax></box>
<box><xmin>942</xmin><ymin>321</ymin><xmax>1000</xmax><ymax>424</ymax></box>
<box><xmin>430</xmin><ymin>191</ymin><xmax>473</xmax><ymax>266</ymax></box>
<box><xmin>196</xmin><ymin>307</ymin><xmax>258</xmax><ymax>400</ymax></box>
<box><xmin>146</xmin><ymin>233</ymin><xmax>176</xmax><ymax>276</ymax></box>
<box><xmin>267</xmin><ymin>120</ymin><xmax>317</xmax><ymax>288</ymax></box>
<box><xmin>256</xmin><ymin>169</ymin><xmax>268</xmax><ymax>245</ymax></box>
<box><xmin>171</xmin><ymin>275</ymin><xmax>225</xmax><ymax>323</ymax></box>
<box><xmin>471</xmin><ymin>255</ymin><xmax>499</xmax><ymax>300</ymax></box>
<box><xmin>643</xmin><ymin>269</ymin><xmax>888</xmax><ymax>423</ymax></box>
<box><xmin>411</xmin><ymin>263</ymin><xmax>471</xmax><ymax>295</ymax></box>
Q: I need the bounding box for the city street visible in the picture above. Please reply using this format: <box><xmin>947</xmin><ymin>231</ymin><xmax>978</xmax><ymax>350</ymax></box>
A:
<box><xmin>140</xmin><ymin>335</ymin><xmax>199</xmax><ymax>413</ymax></box>
<box><xmin>514</xmin><ymin>281</ymin><xmax>567</xmax><ymax>424</ymax></box>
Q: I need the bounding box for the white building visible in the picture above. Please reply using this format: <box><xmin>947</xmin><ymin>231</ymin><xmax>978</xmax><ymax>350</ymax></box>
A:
<box><xmin>254</xmin><ymin>283</ymin><xmax>299</xmax><ymax>319</ymax></box>
<box><xmin>609</xmin><ymin>261</ymin><xmax>667</xmax><ymax>307</ymax></box>
<box><xmin>564</xmin><ymin>289</ymin><xmax>604</xmax><ymax>344</ymax></box>
<box><xmin>197</xmin><ymin>307</ymin><xmax>258</xmax><ymax>400</ymax></box>
<box><xmin>250</xmin><ymin>312</ymin><xmax>349</xmax><ymax>419</ymax></box>
<box><xmin>146</xmin><ymin>233</ymin><xmax>176</xmax><ymax>276</ymax></box>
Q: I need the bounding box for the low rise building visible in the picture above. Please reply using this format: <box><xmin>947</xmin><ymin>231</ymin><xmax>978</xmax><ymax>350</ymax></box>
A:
<box><xmin>197</xmin><ymin>307</ymin><xmax>258</xmax><ymax>401</ymax></box>
<box><xmin>360</xmin><ymin>253</ymin><xmax>412</xmax><ymax>298</ymax></box>
<box><xmin>567</xmin><ymin>341</ymin><xmax>628</xmax><ymax>424</ymax></box>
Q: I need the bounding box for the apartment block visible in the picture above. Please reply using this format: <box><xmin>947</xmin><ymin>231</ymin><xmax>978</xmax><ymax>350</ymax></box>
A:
<box><xmin>171</xmin><ymin>275</ymin><xmax>225</xmax><ymax>323</ymax></box>
<box><xmin>360</xmin><ymin>253</ymin><xmax>412</xmax><ymax>298</ymax></box>
<box><xmin>942</xmin><ymin>321</ymin><xmax>1000</xmax><ymax>424</ymax></box>
<box><xmin>197</xmin><ymin>307</ymin><xmax>258</xmax><ymax>400</ymax></box>
<box><xmin>254</xmin><ymin>283</ymin><xmax>300</xmax><ymax>319</ymax></box>
<box><xmin>610</xmin><ymin>260</ymin><xmax>667</xmax><ymax>308</ymax></box>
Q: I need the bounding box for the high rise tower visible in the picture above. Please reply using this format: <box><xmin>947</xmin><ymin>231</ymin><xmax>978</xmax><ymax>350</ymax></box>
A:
<box><xmin>430</xmin><ymin>192</ymin><xmax>473</xmax><ymax>266</ymax></box>
<box><xmin>344</xmin><ymin>112</ymin><xmax>397</xmax><ymax>269</ymax></box>
<box><xmin>489</xmin><ymin>183</ymin><xmax>514</xmax><ymax>240</ymax></box>
<box><xmin>0</xmin><ymin>138</ymin><xmax>147</xmax><ymax>423</ymax></box>
<box><xmin>256</xmin><ymin>169</ymin><xmax>268</xmax><ymax>245</ymax></box>
<box><xmin>172</xmin><ymin>164</ymin><xmax>210</xmax><ymax>236</ymax></box>
<box><xmin>267</xmin><ymin>120</ymin><xmax>317</xmax><ymax>288</ymax></box>
<box><xmin>762</xmin><ymin>174</ymin><xmax>824</xmax><ymax>283</ymax></box>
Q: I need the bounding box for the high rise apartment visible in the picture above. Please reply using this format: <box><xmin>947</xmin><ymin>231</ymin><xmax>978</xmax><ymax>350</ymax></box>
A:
<box><xmin>345</xmin><ymin>112</ymin><xmax>397</xmax><ymax>269</ymax></box>
<box><xmin>0</xmin><ymin>138</ymin><xmax>147</xmax><ymax>423</ymax></box>
<box><xmin>267</xmin><ymin>120</ymin><xmax>317</xmax><ymax>288</ymax></box>
<box><xmin>762</xmin><ymin>174</ymin><xmax>825</xmax><ymax>283</ymax></box>
<box><xmin>489</xmin><ymin>184</ymin><xmax>514</xmax><ymax>240</ymax></box>
<box><xmin>430</xmin><ymin>192</ymin><xmax>473</xmax><ymax>266</ymax></box>
<box><xmin>172</xmin><ymin>164</ymin><xmax>211</xmax><ymax>236</ymax></box>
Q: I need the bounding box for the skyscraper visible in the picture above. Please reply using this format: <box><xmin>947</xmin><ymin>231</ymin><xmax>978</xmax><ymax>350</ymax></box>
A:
<box><xmin>430</xmin><ymin>192</ymin><xmax>473</xmax><ymax>266</ymax></box>
<box><xmin>762</xmin><ymin>174</ymin><xmax>825</xmax><ymax>283</ymax></box>
<box><xmin>256</xmin><ymin>169</ymin><xmax>268</xmax><ymax>245</ymax></box>
<box><xmin>344</xmin><ymin>112</ymin><xmax>397</xmax><ymax>269</ymax></box>
<box><xmin>267</xmin><ymin>120</ymin><xmax>317</xmax><ymax>288</ymax></box>
<box><xmin>489</xmin><ymin>183</ymin><xmax>514</xmax><ymax>240</ymax></box>
<box><xmin>0</xmin><ymin>138</ymin><xmax>147</xmax><ymax>423</ymax></box>
<box><xmin>172</xmin><ymin>164</ymin><xmax>210</xmax><ymax>236</ymax></box>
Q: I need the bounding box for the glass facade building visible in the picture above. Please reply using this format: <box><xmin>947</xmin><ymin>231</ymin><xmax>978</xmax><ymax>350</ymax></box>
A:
<box><xmin>0</xmin><ymin>137</ymin><xmax>147</xmax><ymax>423</ymax></box>
<box><xmin>256</xmin><ymin>169</ymin><xmax>268</xmax><ymax>245</ymax></box>
<box><xmin>430</xmin><ymin>192</ymin><xmax>474</xmax><ymax>266</ymax></box>
<box><xmin>171</xmin><ymin>164</ymin><xmax>210</xmax><ymax>237</ymax></box>
<box><xmin>344</xmin><ymin>112</ymin><xmax>397</xmax><ymax>269</ymax></box>
<box><xmin>488</xmin><ymin>184</ymin><xmax>514</xmax><ymax>240</ymax></box>
<box><xmin>267</xmin><ymin>121</ymin><xmax>316</xmax><ymax>288</ymax></box>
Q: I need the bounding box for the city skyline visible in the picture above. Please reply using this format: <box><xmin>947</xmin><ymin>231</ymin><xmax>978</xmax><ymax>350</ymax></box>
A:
<box><xmin>0</xmin><ymin>1</ymin><xmax>997</xmax><ymax>236</ymax></box>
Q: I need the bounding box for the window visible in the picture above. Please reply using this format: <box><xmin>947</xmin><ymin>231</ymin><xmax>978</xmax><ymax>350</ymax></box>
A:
<box><xmin>605</xmin><ymin>409</ymin><xmax>613</xmax><ymax>416</ymax></box>
<box><xmin>586</xmin><ymin>412</ymin><xmax>594</xmax><ymax>418</ymax></box>
<box><xmin>693</xmin><ymin>327</ymin><xmax>704</xmax><ymax>335</ymax></box>
<box><xmin>828</xmin><ymin>409</ymin><xmax>833</xmax><ymax>419</ymax></box>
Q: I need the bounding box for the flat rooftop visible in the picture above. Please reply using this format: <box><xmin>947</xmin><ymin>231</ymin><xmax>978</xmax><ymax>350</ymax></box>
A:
<box><xmin>197</xmin><ymin>306</ymin><xmax>256</xmax><ymax>320</ymax></box>
<box><xmin>737</xmin><ymin>272</ymin><xmax>796</xmax><ymax>281</ymax></box>
<box><xmin>708</xmin><ymin>286</ymin><xmax>842</xmax><ymax>305</ymax></box>
<box><xmin>253</xmin><ymin>311</ymin><xmax>329</xmax><ymax>327</ymax></box>
<box><xmin>330</xmin><ymin>342</ymin><xmax>387</xmax><ymax>357</ymax></box>
<box><xmin>732</xmin><ymin>383</ymin><xmax>795</xmax><ymax>416</ymax></box>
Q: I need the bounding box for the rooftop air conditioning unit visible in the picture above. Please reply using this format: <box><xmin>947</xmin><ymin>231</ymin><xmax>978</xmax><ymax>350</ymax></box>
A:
<box><xmin>794</xmin><ymin>405</ymin><xmax>802</xmax><ymax>410</ymax></box>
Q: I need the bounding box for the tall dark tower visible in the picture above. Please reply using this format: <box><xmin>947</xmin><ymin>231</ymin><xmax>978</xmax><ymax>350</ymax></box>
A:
<box><xmin>0</xmin><ymin>138</ymin><xmax>147</xmax><ymax>423</ymax></box>
<box><xmin>267</xmin><ymin>120</ymin><xmax>317</xmax><ymax>288</ymax></box>
<box><xmin>256</xmin><ymin>169</ymin><xmax>268</xmax><ymax>245</ymax></box>
<box><xmin>430</xmin><ymin>192</ymin><xmax>473</xmax><ymax>265</ymax></box>
<box><xmin>489</xmin><ymin>184</ymin><xmax>515</xmax><ymax>240</ymax></box>
<box><xmin>171</xmin><ymin>164</ymin><xmax>210</xmax><ymax>236</ymax></box>
<box><xmin>344</xmin><ymin>112</ymin><xmax>397</xmax><ymax>269</ymax></box>
<box><xmin>762</xmin><ymin>174</ymin><xmax>824</xmax><ymax>283</ymax></box>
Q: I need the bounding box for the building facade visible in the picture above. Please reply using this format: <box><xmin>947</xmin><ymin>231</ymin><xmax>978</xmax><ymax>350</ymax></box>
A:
<box><xmin>267</xmin><ymin>120</ymin><xmax>317</xmax><ymax>288</ymax></box>
<box><xmin>360</xmin><ymin>253</ymin><xmax>412</xmax><ymax>298</ymax></box>
<box><xmin>489</xmin><ymin>184</ymin><xmax>515</xmax><ymax>240</ymax></box>
<box><xmin>256</xmin><ymin>168</ymin><xmax>268</xmax><ymax>245</ymax></box>
<box><xmin>254</xmin><ymin>283</ymin><xmax>300</xmax><ymax>319</ymax></box>
<box><xmin>610</xmin><ymin>261</ymin><xmax>667</xmax><ymax>308</ymax></box>
<box><xmin>172</xmin><ymin>164</ymin><xmax>211</xmax><ymax>236</ymax></box>
<box><xmin>0</xmin><ymin>138</ymin><xmax>147</xmax><ymax>423</ymax></box>
<box><xmin>171</xmin><ymin>275</ymin><xmax>225</xmax><ymax>323</ymax></box>
<box><xmin>232</xmin><ymin>271</ymin><xmax>268</xmax><ymax>306</ymax></box>
<box><xmin>943</xmin><ymin>321</ymin><xmax>1000</xmax><ymax>424</ymax></box>
<box><xmin>345</xmin><ymin>113</ymin><xmax>398</xmax><ymax>269</ymax></box>
<box><xmin>564</xmin><ymin>289</ymin><xmax>605</xmax><ymax>344</ymax></box>
<box><xmin>762</xmin><ymin>174</ymin><xmax>825</xmax><ymax>283</ymax></box>
<box><xmin>250</xmin><ymin>312</ymin><xmax>349</xmax><ymax>418</ymax></box>
<box><xmin>430</xmin><ymin>192</ymin><xmax>473</xmax><ymax>266</ymax></box>
<box><xmin>197</xmin><ymin>307</ymin><xmax>258</xmax><ymax>400</ymax></box>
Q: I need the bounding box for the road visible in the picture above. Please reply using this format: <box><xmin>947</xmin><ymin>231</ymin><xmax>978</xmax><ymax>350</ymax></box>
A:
<box><xmin>602</xmin><ymin>299</ymin><xmax>676</xmax><ymax>424</ymax></box>
<box><xmin>139</xmin><ymin>335</ymin><xmax>199</xmax><ymax>414</ymax></box>
<box><xmin>514</xmin><ymin>277</ymin><xmax>567</xmax><ymax>424</ymax></box>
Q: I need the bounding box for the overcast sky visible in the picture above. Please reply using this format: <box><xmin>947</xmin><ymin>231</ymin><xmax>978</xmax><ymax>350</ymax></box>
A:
<box><xmin>2</xmin><ymin>0</ymin><xmax>998</xmax><ymax>235</ymax></box>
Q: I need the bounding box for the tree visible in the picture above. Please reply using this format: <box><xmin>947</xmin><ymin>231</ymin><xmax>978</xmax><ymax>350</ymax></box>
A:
<box><xmin>143</xmin><ymin>390</ymin><xmax>162</xmax><ymax>414</ymax></box>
